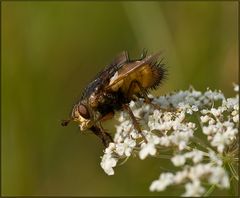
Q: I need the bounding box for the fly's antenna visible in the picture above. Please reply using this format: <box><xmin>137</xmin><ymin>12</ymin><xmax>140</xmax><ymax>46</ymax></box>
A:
<box><xmin>61</xmin><ymin>119</ymin><xmax>72</xmax><ymax>126</ymax></box>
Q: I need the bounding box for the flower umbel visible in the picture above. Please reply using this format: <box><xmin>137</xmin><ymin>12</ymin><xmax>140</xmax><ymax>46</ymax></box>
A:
<box><xmin>100</xmin><ymin>85</ymin><xmax>239</xmax><ymax>196</ymax></box>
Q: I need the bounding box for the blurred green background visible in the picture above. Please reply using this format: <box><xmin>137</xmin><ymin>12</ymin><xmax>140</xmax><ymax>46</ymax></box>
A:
<box><xmin>2</xmin><ymin>1</ymin><xmax>238</xmax><ymax>196</ymax></box>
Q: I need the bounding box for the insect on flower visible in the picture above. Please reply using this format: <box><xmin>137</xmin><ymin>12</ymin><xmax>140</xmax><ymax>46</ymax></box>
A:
<box><xmin>61</xmin><ymin>50</ymin><xmax>167</xmax><ymax>147</ymax></box>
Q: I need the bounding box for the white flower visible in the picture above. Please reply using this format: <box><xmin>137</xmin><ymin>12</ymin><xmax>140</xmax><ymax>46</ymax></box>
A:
<box><xmin>99</xmin><ymin>85</ymin><xmax>238</xmax><ymax>196</ymax></box>
<box><xmin>202</xmin><ymin>125</ymin><xmax>214</xmax><ymax>135</ymax></box>
<box><xmin>176</xmin><ymin>111</ymin><xmax>186</xmax><ymax>123</ymax></box>
<box><xmin>188</xmin><ymin>164</ymin><xmax>210</xmax><ymax>181</ymax></box>
<box><xmin>210</xmin><ymin>125</ymin><xmax>237</xmax><ymax>153</ymax></box>
<box><xmin>186</xmin><ymin>108</ymin><xmax>193</xmax><ymax>114</ymax></box>
<box><xmin>209</xmin><ymin>118</ymin><xmax>216</xmax><ymax>125</ymax></box>
<box><xmin>139</xmin><ymin>142</ymin><xmax>157</xmax><ymax>160</ymax></box>
<box><xmin>201</xmin><ymin>109</ymin><xmax>209</xmax><ymax>114</ymax></box>
<box><xmin>191</xmin><ymin>90</ymin><xmax>202</xmax><ymax>98</ymax></box>
<box><xmin>154</xmin><ymin>96</ymin><xmax>170</xmax><ymax>108</ymax></box>
<box><xmin>163</xmin><ymin>112</ymin><xmax>172</xmax><ymax>121</ymax></box>
<box><xmin>118</xmin><ymin>111</ymin><xmax>127</xmax><ymax>122</ymax></box>
<box><xmin>233</xmin><ymin>83</ymin><xmax>239</xmax><ymax>92</ymax></box>
<box><xmin>115</xmin><ymin>138</ymin><xmax>136</xmax><ymax>157</ymax></box>
<box><xmin>204</xmin><ymin>89</ymin><xmax>225</xmax><ymax>101</ymax></box>
<box><xmin>104</xmin><ymin>142</ymin><xmax>116</xmax><ymax>154</ymax></box>
<box><xmin>182</xmin><ymin>180</ymin><xmax>205</xmax><ymax>197</ymax></box>
<box><xmin>184</xmin><ymin>150</ymin><xmax>204</xmax><ymax>164</ymax></box>
<box><xmin>170</xmin><ymin>130</ymin><xmax>193</xmax><ymax>150</ymax></box>
<box><xmin>159</xmin><ymin>136</ymin><xmax>171</xmax><ymax>146</ymax></box>
<box><xmin>191</xmin><ymin>151</ymin><xmax>204</xmax><ymax>164</ymax></box>
<box><xmin>115</xmin><ymin>143</ymin><xmax>125</xmax><ymax>156</ymax></box>
<box><xmin>171</xmin><ymin>155</ymin><xmax>186</xmax><ymax>166</ymax></box>
<box><xmin>208</xmin><ymin>150</ymin><xmax>222</xmax><ymax>166</ymax></box>
<box><xmin>174</xmin><ymin>170</ymin><xmax>188</xmax><ymax>184</ymax></box>
<box><xmin>200</xmin><ymin>115</ymin><xmax>210</xmax><ymax>123</ymax></box>
<box><xmin>223</xmin><ymin>97</ymin><xmax>238</xmax><ymax>110</ymax></box>
<box><xmin>149</xmin><ymin>173</ymin><xmax>174</xmax><ymax>191</ymax></box>
<box><xmin>233</xmin><ymin>114</ymin><xmax>239</xmax><ymax>122</ymax></box>
<box><xmin>100</xmin><ymin>153</ymin><xmax>117</xmax><ymax>175</ymax></box>
<box><xmin>211</xmin><ymin>108</ymin><xmax>221</xmax><ymax>117</ymax></box>
<box><xmin>209</xmin><ymin>166</ymin><xmax>230</xmax><ymax>188</ymax></box>
<box><xmin>148</xmin><ymin>110</ymin><xmax>163</xmax><ymax>131</ymax></box>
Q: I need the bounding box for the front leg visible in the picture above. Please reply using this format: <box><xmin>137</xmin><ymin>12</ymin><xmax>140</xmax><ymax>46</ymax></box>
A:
<box><xmin>90</xmin><ymin>125</ymin><xmax>113</xmax><ymax>148</ymax></box>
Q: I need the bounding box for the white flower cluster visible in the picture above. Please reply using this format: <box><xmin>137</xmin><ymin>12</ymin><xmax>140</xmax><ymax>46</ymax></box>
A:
<box><xmin>150</xmin><ymin>149</ymin><xmax>230</xmax><ymax>196</ymax></box>
<box><xmin>100</xmin><ymin>85</ymin><xmax>239</xmax><ymax>196</ymax></box>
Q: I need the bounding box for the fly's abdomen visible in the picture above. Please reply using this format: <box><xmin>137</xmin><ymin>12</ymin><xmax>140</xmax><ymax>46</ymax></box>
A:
<box><xmin>108</xmin><ymin>61</ymin><xmax>166</xmax><ymax>97</ymax></box>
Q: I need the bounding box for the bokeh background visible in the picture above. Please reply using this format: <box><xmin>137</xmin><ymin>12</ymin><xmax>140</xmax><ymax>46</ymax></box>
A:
<box><xmin>2</xmin><ymin>1</ymin><xmax>238</xmax><ymax>196</ymax></box>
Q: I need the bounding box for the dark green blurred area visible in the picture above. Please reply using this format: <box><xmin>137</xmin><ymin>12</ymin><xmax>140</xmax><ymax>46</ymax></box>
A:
<box><xmin>2</xmin><ymin>1</ymin><xmax>238</xmax><ymax>196</ymax></box>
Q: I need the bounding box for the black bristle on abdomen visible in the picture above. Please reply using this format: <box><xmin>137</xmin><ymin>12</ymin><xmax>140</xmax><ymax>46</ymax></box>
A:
<box><xmin>149</xmin><ymin>59</ymin><xmax>168</xmax><ymax>91</ymax></box>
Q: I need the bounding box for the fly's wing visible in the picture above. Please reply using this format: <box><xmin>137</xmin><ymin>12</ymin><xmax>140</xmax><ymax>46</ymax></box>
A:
<box><xmin>106</xmin><ymin>52</ymin><xmax>164</xmax><ymax>92</ymax></box>
<box><xmin>97</xmin><ymin>51</ymin><xmax>129</xmax><ymax>82</ymax></box>
<box><xmin>107</xmin><ymin>51</ymin><xmax>129</xmax><ymax>71</ymax></box>
<box><xmin>81</xmin><ymin>51</ymin><xmax>129</xmax><ymax>99</ymax></box>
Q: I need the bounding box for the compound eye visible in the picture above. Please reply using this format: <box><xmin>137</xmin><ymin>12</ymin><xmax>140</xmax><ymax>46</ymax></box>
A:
<box><xmin>78</xmin><ymin>104</ymin><xmax>90</xmax><ymax>119</ymax></box>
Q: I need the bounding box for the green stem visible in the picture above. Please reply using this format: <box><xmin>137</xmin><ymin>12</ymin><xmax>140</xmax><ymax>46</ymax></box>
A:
<box><xmin>228</xmin><ymin>162</ymin><xmax>238</xmax><ymax>181</ymax></box>
<box><xmin>203</xmin><ymin>184</ymin><xmax>216</xmax><ymax>196</ymax></box>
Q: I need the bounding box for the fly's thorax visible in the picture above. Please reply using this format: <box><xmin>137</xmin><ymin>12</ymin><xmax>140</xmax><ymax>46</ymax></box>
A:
<box><xmin>71</xmin><ymin>102</ymin><xmax>94</xmax><ymax>131</ymax></box>
<box><xmin>89</xmin><ymin>93</ymin><xmax>98</xmax><ymax>108</ymax></box>
<box><xmin>89</xmin><ymin>92</ymin><xmax>106</xmax><ymax>108</ymax></box>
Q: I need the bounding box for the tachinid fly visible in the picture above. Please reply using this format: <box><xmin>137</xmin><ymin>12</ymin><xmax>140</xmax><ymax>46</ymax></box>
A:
<box><xmin>62</xmin><ymin>50</ymin><xmax>167</xmax><ymax>147</ymax></box>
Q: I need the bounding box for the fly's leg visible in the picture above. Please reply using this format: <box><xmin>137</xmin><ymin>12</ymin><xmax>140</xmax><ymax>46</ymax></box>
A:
<box><xmin>98</xmin><ymin>122</ymin><xmax>114</xmax><ymax>144</ymax></box>
<box><xmin>126</xmin><ymin>80</ymin><xmax>151</xmax><ymax>103</ymax></box>
<box><xmin>123</xmin><ymin>104</ymin><xmax>147</xmax><ymax>143</ymax></box>
<box><xmin>129</xmin><ymin>80</ymin><xmax>175</xmax><ymax>112</ymax></box>
<box><xmin>125</xmin><ymin>80</ymin><xmax>148</xmax><ymax>142</ymax></box>
<box><xmin>127</xmin><ymin>80</ymin><xmax>158</xmax><ymax>110</ymax></box>
<box><xmin>90</xmin><ymin>125</ymin><xmax>113</xmax><ymax>148</ymax></box>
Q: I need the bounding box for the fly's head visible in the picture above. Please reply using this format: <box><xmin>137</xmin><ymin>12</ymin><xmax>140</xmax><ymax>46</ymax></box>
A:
<box><xmin>72</xmin><ymin>102</ymin><xmax>94</xmax><ymax>130</ymax></box>
<box><xmin>61</xmin><ymin>100</ymin><xmax>94</xmax><ymax>131</ymax></box>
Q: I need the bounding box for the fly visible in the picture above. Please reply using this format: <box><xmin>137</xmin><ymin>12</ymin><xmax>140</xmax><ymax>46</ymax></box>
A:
<box><xmin>61</xmin><ymin>50</ymin><xmax>167</xmax><ymax>147</ymax></box>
